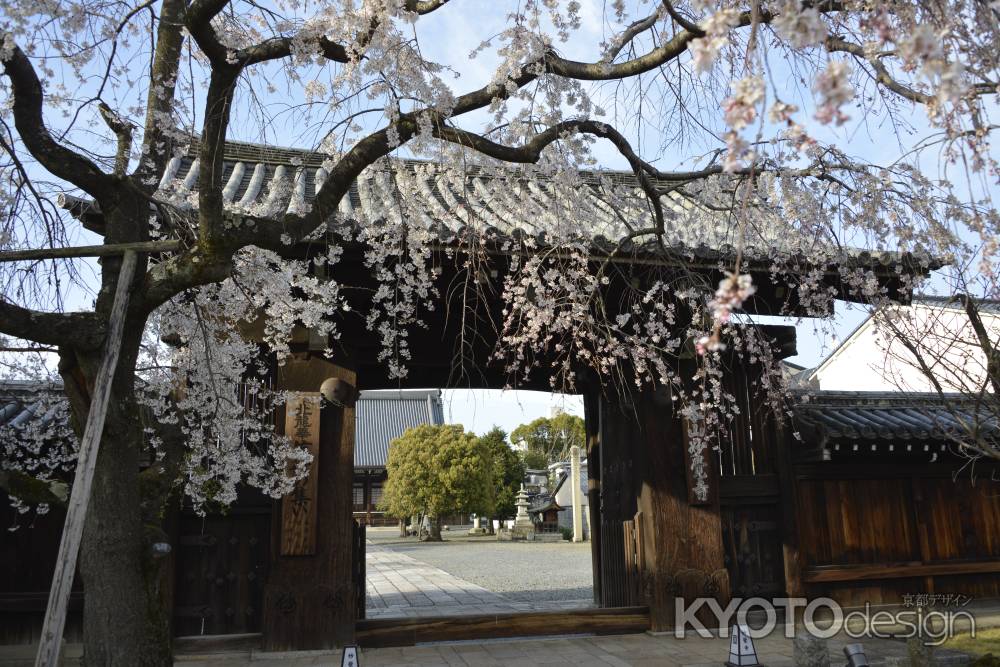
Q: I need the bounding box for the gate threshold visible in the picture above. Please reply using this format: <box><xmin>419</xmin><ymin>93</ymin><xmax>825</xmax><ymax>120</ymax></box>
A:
<box><xmin>356</xmin><ymin>606</ymin><xmax>650</xmax><ymax>648</ymax></box>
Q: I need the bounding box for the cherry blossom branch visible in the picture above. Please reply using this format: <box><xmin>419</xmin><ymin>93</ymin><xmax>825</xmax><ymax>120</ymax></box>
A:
<box><xmin>825</xmin><ymin>36</ymin><xmax>931</xmax><ymax>104</ymax></box>
<box><xmin>238</xmin><ymin>0</ymin><xmax>450</xmax><ymax>67</ymax></box>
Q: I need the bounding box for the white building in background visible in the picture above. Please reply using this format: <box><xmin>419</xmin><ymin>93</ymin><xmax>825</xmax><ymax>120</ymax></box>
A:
<box><xmin>809</xmin><ymin>295</ymin><xmax>1000</xmax><ymax>393</ymax></box>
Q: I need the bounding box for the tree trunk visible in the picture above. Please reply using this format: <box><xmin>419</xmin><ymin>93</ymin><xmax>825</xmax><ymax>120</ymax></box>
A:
<box><xmin>61</xmin><ymin>333</ymin><xmax>172</xmax><ymax>666</ymax></box>
<box><xmin>422</xmin><ymin>515</ymin><xmax>443</xmax><ymax>541</ymax></box>
<box><xmin>398</xmin><ymin>519</ymin><xmax>406</xmax><ymax>538</ymax></box>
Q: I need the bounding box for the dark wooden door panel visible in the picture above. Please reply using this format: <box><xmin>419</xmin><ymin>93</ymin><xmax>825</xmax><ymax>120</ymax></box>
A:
<box><xmin>173</xmin><ymin>512</ymin><xmax>270</xmax><ymax>636</ymax></box>
<box><xmin>722</xmin><ymin>505</ymin><xmax>785</xmax><ymax>597</ymax></box>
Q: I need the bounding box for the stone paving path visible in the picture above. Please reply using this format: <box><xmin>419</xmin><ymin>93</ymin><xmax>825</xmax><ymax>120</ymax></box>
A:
<box><xmin>160</xmin><ymin>630</ymin><xmax>977</xmax><ymax>666</ymax></box>
<box><xmin>365</xmin><ymin>542</ymin><xmax>593</xmax><ymax>618</ymax></box>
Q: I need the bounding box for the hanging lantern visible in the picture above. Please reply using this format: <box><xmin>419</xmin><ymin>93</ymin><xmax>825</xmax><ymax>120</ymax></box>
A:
<box><xmin>726</xmin><ymin>624</ymin><xmax>763</xmax><ymax>667</ymax></box>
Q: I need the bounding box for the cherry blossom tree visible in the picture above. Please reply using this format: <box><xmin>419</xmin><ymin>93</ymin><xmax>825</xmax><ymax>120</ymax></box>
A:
<box><xmin>1</xmin><ymin>0</ymin><xmax>998</xmax><ymax>662</ymax></box>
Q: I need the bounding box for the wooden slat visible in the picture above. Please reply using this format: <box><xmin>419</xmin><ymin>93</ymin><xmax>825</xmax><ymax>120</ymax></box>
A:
<box><xmin>804</xmin><ymin>560</ymin><xmax>1000</xmax><ymax>583</ymax></box>
<box><xmin>0</xmin><ymin>592</ymin><xmax>84</xmax><ymax>612</ymax></box>
<box><xmin>35</xmin><ymin>250</ymin><xmax>138</xmax><ymax>667</ymax></box>
<box><xmin>355</xmin><ymin>607</ymin><xmax>650</xmax><ymax>648</ymax></box>
<box><xmin>794</xmin><ymin>463</ymin><xmax>979</xmax><ymax>480</ymax></box>
<box><xmin>0</xmin><ymin>240</ymin><xmax>179</xmax><ymax>262</ymax></box>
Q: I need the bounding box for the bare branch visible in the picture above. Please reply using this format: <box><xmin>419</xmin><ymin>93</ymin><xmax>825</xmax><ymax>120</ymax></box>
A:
<box><xmin>97</xmin><ymin>102</ymin><xmax>134</xmax><ymax>177</ymax></box>
<box><xmin>661</xmin><ymin>0</ymin><xmax>705</xmax><ymax>37</ymax></box>
<box><xmin>605</xmin><ymin>9</ymin><xmax>667</xmax><ymax>63</ymax></box>
<box><xmin>184</xmin><ymin>0</ymin><xmax>231</xmax><ymax>63</ymax></box>
<box><xmin>0</xmin><ymin>300</ymin><xmax>104</xmax><ymax>348</ymax></box>
<box><xmin>135</xmin><ymin>0</ymin><xmax>186</xmax><ymax>187</ymax></box>
<box><xmin>404</xmin><ymin>0</ymin><xmax>452</xmax><ymax>13</ymax></box>
<box><xmin>960</xmin><ymin>294</ymin><xmax>1000</xmax><ymax>396</ymax></box>
<box><xmin>239</xmin><ymin>36</ymin><xmax>352</xmax><ymax>66</ymax></box>
<box><xmin>0</xmin><ymin>42</ymin><xmax>113</xmax><ymax>198</ymax></box>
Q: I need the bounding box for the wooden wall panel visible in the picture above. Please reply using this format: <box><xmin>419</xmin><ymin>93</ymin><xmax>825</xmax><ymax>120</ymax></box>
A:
<box><xmin>921</xmin><ymin>478</ymin><xmax>1000</xmax><ymax>561</ymax></box>
<box><xmin>794</xmin><ymin>464</ymin><xmax>1000</xmax><ymax>606</ymax></box>
<box><xmin>796</xmin><ymin>478</ymin><xmax>919</xmax><ymax>567</ymax></box>
<box><xmin>0</xmin><ymin>499</ymin><xmax>84</xmax><ymax>645</ymax></box>
<box><xmin>721</xmin><ymin>504</ymin><xmax>784</xmax><ymax>597</ymax></box>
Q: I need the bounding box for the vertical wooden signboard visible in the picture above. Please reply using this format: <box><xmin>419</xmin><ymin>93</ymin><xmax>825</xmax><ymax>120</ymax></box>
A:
<box><xmin>281</xmin><ymin>393</ymin><xmax>322</xmax><ymax>555</ymax></box>
<box><xmin>682</xmin><ymin>418</ymin><xmax>719</xmax><ymax>506</ymax></box>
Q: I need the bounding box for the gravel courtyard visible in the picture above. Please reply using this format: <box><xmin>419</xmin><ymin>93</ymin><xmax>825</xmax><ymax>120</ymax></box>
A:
<box><xmin>365</xmin><ymin>526</ymin><xmax>593</xmax><ymax>605</ymax></box>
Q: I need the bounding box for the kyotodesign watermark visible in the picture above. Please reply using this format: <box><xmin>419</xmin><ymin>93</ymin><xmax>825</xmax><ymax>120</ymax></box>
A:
<box><xmin>674</xmin><ymin>596</ymin><xmax>975</xmax><ymax>646</ymax></box>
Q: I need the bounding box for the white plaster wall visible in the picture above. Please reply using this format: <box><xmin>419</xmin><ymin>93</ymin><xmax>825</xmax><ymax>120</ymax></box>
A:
<box><xmin>815</xmin><ymin>304</ymin><xmax>1000</xmax><ymax>393</ymax></box>
<box><xmin>554</xmin><ymin>464</ymin><xmax>588</xmax><ymax>508</ymax></box>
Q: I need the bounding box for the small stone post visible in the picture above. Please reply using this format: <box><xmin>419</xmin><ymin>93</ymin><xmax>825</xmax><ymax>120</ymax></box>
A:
<box><xmin>570</xmin><ymin>445</ymin><xmax>583</xmax><ymax>542</ymax></box>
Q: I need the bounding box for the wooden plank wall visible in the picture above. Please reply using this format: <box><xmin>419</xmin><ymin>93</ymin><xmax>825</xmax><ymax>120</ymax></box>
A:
<box><xmin>793</xmin><ymin>463</ymin><xmax>1000</xmax><ymax>605</ymax></box>
<box><xmin>0</xmin><ymin>501</ymin><xmax>83</xmax><ymax>644</ymax></box>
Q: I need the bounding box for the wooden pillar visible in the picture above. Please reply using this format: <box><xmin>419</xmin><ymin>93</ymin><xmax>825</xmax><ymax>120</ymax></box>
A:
<box><xmin>598</xmin><ymin>392</ymin><xmax>638</xmax><ymax>609</ymax></box>
<box><xmin>583</xmin><ymin>389</ymin><xmax>602</xmax><ymax>606</ymax></box>
<box><xmin>599</xmin><ymin>386</ymin><xmax>729</xmax><ymax>631</ymax></box>
<box><xmin>640</xmin><ymin>386</ymin><xmax>728</xmax><ymax>632</ymax></box>
<box><xmin>262</xmin><ymin>357</ymin><xmax>357</xmax><ymax>650</ymax></box>
<box><xmin>774</xmin><ymin>420</ymin><xmax>804</xmax><ymax>599</ymax></box>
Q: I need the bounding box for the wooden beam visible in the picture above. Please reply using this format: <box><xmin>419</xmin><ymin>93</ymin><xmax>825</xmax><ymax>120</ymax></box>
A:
<box><xmin>0</xmin><ymin>240</ymin><xmax>180</xmax><ymax>262</ymax></box>
<box><xmin>803</xmin><ymin>560</ymin><xmax>1000</xmax><ymax>583</ymax></box>
<box><xmin>35</xmin><ymin>250</ymin><xmax>138</xmax><ymax>667</ymax></box>
<box><xmin>355</xmin><ymin>606</ymin><xmax>650</xmax><ymax>648</ymax></box>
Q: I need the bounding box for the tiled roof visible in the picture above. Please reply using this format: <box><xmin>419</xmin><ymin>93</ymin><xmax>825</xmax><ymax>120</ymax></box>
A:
<box><xmin>792</xmin><ymin>391</ymin><xmax>999</xmax><ymax>442</ymax></box>
<box><xmin>0</xmin><ymin>381</ymin><xmax>64</xmax><ymax>429</ymax></box>
<box><xmin>122</xmin><ymin>141</ymin><xmax>937</xmax><ymax>266</ymax></box>
<box><xmin>354</xmin><ymin>389</ymin><xmax>445</xmax><ymax>469</ymax></box>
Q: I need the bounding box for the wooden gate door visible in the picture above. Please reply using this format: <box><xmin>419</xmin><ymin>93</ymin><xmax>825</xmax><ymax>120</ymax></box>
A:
<box><xmin>720</xmin><ymin>502</ymin><xmax>785</xmax><ymax>598</ymax></box>
<box><xmin>173</xmin><ymin>508</ymin><xmax>271</xmax><ymax>636</ymax></box>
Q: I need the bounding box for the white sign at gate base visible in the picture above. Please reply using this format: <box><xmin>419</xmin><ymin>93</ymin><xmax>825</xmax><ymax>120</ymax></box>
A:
<box><xmin>341</xmin><ymin>645</ymin><xmax>360</xmax><ymax>667</ymax></box>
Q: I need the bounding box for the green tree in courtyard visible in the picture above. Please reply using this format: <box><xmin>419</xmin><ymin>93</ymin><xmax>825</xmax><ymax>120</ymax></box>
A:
<box><xmin>511</xmin><ymin>411</ymin><xmax>585</xmax><ymax>466</ymax></box>
<box><xmin>479</xmin><ymin>426</ymin><xmax>525</xmax><ymax>521</ymax></box>
<box><xmin>520</xmin><ymin>449</ymin><xmax>550</xmax><ymax>471</ymax></box>
<box><xmin>381</xmin><ymin>424</ymin><xmax>494</xmax><ymax>541</ymax></box>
